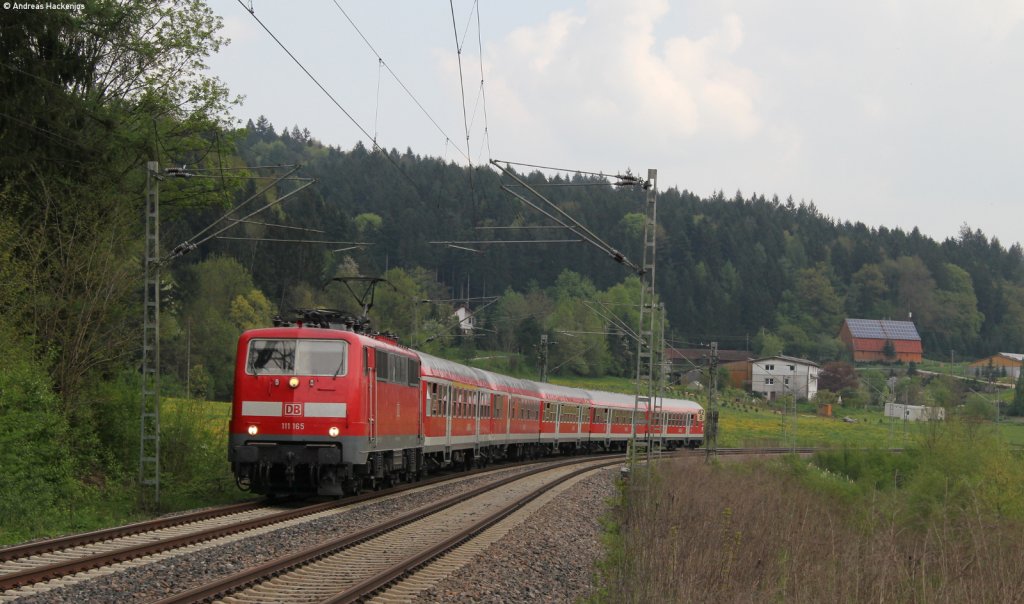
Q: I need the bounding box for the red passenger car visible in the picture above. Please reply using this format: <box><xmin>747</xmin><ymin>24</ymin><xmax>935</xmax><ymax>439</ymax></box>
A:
<box><xmin>229</xmin><ymin>310</ymin><xmax>704</xmax><ymax>497</ymax></box>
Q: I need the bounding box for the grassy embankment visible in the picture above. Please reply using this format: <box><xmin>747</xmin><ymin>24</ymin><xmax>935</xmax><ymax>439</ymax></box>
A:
<box><xmin>0</xmin><ymin>397</ymin><xmax>249</xmax><ymax>547</ymax></box>
<box><xmin>592</xmin><ymin>414</ymin><xmax>1024</xmax><ymax>602</ymax></box>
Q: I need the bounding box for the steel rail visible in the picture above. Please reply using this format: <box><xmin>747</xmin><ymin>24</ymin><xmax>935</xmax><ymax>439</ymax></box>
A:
<box><xmin>325</xmin><ymin>460</ymin><xmax>617</xmax><ymax>603</ymax></box>
<box><xmin>0</xmin><ymin>455</ymin><xmax>614</xmax><ymax>593</ymax></box>
<box><xmin>153</xmin><ymin>456</ymin><xmax>617</xmax><ymax>604</ymax></box>
<box><xmin>0</xmin><ymin>500</ymin><xmax>265</xmax><ymax>563</ymax></box>
<box><xmin>0</xmin><ymin>466</ymin><xmax>483</xmax><ymax>591</ymax></box>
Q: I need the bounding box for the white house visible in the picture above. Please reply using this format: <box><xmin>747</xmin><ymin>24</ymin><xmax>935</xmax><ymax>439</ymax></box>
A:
<box><xmin>751</xmin><ymin>355</ymin><xmax>820</xmax><ymax>401</ymax></box>
<box><xmin>453</xmin><ymin>303</ymin><xmax>475</xmax><ymax>334</ymax></box>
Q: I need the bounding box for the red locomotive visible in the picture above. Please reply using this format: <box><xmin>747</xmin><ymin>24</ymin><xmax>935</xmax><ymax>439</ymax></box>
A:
<box><xmin>229</xmin><ymin>309</ymin><xmax>704</xmax><ymax>496</ymax></box>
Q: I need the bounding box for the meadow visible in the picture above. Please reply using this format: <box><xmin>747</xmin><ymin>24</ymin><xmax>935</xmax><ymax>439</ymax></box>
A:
<box><xmin>593</xmin><ymin>418</ymin><xmax>1024</xmax><ymax>603</ymax></box>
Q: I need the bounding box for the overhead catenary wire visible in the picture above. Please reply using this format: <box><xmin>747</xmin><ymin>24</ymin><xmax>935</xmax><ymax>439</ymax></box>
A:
<box><xmin>178</xmin><ymin>164</ymin><xmax>301</xmax><ymax>247</ymax></box>
<box><xmin>474</xmin><ymin>225</ymin><xmax>568</xmax><ymax>230</ymax></box>
<box><xmin>328</xmin><ymin>0</ymin><xmax>470</xmax><ymax>163</ymax></box>
<box><xmin>474</xmin><ymin>0</ymin><xmax>492</xmax><ymax>161</ymax></box>
<box><xmin>491</xmin><ymin>159</ymin><xmax>643</xmax><ymax>274</ymax></box>
<box><xmin>411</xmin><ymin>295</ymin><xmax>501</xmax><ymax>348</ymax></box>
<box><xmin>449</xmin><ymin>0</ymin><xmax>479</xmax><ymax>221</ymax></box>
<box><xmin>215</xmin><ymin>237</ymin><xmax>369</xmax><ymax>245</ymax></box>
<box><xmin>228</xmin><ymin>219</ymin><xmax>325</xmax><ymax>233</ymax></box>
<box><xmin>168</xmin><ymin>178</ymin><xmax>317</xmax><ymax>261</ymax></box>
<box><xmin>429</xmin><ymin>239</ymin><xmax>583</xmax><ymax>245</ymax></box>
<box><xmin>583</xmin><ymin>300</ymin><xmax>643</xmax><ymax>345</ymax></box>
<box><xmin>238</xmin><ymin>1</ymin><xmax>456</xmax><ymax>198</ymax></box>
<box><xmin>493</xmin><ymin>159</ymin><xmax>626</xmax><ymax>182</ymax></box>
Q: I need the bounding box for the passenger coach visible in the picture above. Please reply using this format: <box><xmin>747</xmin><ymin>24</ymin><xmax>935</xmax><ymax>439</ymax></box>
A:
<box><xmin>229</xmin><ymin>318</ymin><xmax>704</xmax><ymax>497</ymax></box>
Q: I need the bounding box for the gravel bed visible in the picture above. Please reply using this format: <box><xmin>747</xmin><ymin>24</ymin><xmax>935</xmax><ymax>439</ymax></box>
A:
<box><xmin>9</xmin><ymin>464</ymin><xmax>547</xmax><ymax>604</ymax></box>
<box><xmin>413</xmin><ymin>469</ymin><xmax>617</xmax><ymax>604</ymax></box>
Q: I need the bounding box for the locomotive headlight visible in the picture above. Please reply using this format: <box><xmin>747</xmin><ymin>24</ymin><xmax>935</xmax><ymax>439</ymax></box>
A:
<box><xmin>247</xmin><ymin>425</ymin><xmax>258</xmax><ymax>436</ymax></box>
<box><xmin>288</xmin><ymin>377</ymin><xmax>300</xmax><ymax>388</ymax></box>
<box><xmin>328</xmin><ymin>426</ymin><xmax>340</xmax><ymax>437</ymax></box>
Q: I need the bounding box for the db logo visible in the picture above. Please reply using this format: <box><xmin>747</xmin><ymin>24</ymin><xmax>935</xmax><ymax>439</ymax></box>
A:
<box><xmin>284</xmin><ymin>403</ymin><xmax>303</xmax><ymax>416</ymax></box>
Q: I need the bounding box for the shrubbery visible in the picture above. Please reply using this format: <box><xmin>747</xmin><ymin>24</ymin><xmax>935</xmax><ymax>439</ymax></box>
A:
<box><xmin>0</xmin><ymin>323</ymin><xmax>81</xmax><ymax>543</ymax></box>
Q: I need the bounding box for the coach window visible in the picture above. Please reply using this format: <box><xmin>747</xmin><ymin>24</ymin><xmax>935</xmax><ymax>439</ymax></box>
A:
<box><xmin>395</xmin><ymin>355</ymin><xmax>408</xmax><ymax>384</ymax></box>
<box><xmin>407</xmin><ymin>358</ymin><xmax>420</xmax><ymax>386</ymax></box>
<box><xmin>376</xmin><ymin>349</ymin><xmax>389</xmax><ymax>381</ymax></box>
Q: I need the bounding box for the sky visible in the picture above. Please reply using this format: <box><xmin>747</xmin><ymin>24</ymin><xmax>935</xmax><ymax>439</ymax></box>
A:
<box><xmin>206</xmin><ymin>0</ymin><xmax>1024</xmax><ymax>249</ymax></box>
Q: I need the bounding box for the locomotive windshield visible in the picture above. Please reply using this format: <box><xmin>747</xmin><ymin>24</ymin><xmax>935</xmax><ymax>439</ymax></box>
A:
<box><xmin>246</xmin><ymin>339</ymin><xmax>348</xmax><ymax>377</ymax></box>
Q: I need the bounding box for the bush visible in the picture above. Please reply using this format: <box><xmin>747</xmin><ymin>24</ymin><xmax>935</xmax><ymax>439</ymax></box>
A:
<box><xmin>0</xmin><ymin>324</ymin><xmax>81</xmax><ymax>544</ymax></box>
<box><xmin>812</xmin><ymin>446</ymin><xmax>919</xmax><ymax>493</ymax></box>
<box><xmin>159</xmin><ymin>397</ymin><xmax>239</xmax><ymax>510</ymax></box>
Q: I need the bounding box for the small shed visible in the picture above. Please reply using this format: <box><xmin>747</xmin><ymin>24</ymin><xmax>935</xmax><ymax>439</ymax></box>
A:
<box><xmin>839</xmin><ymin>318</ymin><xmax>923</xmax><ymax>363</ymax></box>
<box><xmin>664</xmin><ymin>347</ymin><xmax>752</xmax><ymax>383</ymax></box>
<box><xmin>722</xmin><ymin>359</ymin><xmax>752</xmax><ymax>389</ymax></box>
<box><xmin>885</xmin><ymin>402</ymin><xmax>945</xmax><ymax>422</ymax></box>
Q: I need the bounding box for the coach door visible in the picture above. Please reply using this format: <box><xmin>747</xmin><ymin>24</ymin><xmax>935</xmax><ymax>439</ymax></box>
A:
<box><xmin>366</xmin><ymin>348</ymin><xmax>378</xmax><ymax>444</ymax></box>
<box><xmin>444</xmin><ymin>384</ymin><xmax>453</xmax><ymax>452</ymax></box>
<box><xmin>474</xmin><ymin>391</ymin><xmax>482</xmax><ymax>441</ymax></box>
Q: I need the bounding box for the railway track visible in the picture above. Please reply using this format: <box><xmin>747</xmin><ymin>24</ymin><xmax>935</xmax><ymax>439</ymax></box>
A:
<box><xmin>1</xmin><ymin>447</ymin><xmax>818</xmax><ymax>601</ymax></box>
<box><xmin>0</xmin><ymin>456</ymin><xmax>614</xmax><ymax>600</ymax></box>
<box><xmin>0</xmin><ymin>500</ymin><xmax>320</xmax><ymax>594</ymax></box>
<box><xmin>155</xmin><ymin>456</ymin><xmax>620</xmax><ymax>604</ymax></box>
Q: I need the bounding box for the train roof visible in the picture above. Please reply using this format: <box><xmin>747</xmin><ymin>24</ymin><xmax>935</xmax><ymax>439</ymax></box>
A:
<box><xmin>417</xmin><ymin>352</ymin><xmax>542</xmax><ymax>397</ymax></box>
<box><xmin>584</xmin><ymin>389</ymin><xmax>703</xmax><ymax>413</ymax></box>
<box><xmin>415</xmin><ymin>351</ymin><xmax>704</xmax><ymax>412</ymax></box>
<box><xmin>533</xmin><ymin>381</ymin><xmax>591</xmax><ymax>404</ymax></box>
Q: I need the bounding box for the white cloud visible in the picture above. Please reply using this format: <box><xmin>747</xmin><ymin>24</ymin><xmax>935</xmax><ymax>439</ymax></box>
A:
<box><xmin>506</xmin><ymin>10</ymin><xmax>585</xmax><ymax>73</ymax></box>
<box><xmin>487</xmin><ymin>0</ymin><xmax>761</xmax><ymax>147</ymax></box>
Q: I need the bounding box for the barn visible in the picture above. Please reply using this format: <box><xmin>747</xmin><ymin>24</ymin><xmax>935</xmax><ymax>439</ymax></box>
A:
<box><xmin>967</xmin><ymin>353</ymin><xmax>1023</xmax><ymax>380</ymax></box>
<box><xmin>839</xmin><ymin>318</ymin><xmax>923</xmax><ymax>363</ymax></box>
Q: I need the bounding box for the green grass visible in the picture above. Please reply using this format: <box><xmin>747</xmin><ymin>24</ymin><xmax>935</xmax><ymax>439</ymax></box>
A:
<box><xmin>996</xmin><ymin>418</ymin><xmax>1024</xmax><ymax>448</ymax></box>
<box><xmin>717</xmin><ymin>403</ymin><xmax>926</xmax><ymax>448</ymax></box>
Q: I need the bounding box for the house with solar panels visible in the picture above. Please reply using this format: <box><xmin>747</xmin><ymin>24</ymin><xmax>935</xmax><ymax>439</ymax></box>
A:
<box><xmin>838</xmin><ymin>318</ymin><xmax>923</xmax><ymax>363</ymax></box>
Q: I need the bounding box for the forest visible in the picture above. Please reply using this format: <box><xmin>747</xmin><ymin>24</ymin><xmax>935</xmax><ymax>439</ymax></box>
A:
<box><xmin>151</xmin><ymin>115</ymin><xmax>1024</xmax><ymax>401</ymax></box>
<box><xmin>2</xmin><ymin>2</ymin><xmax>1024</xmax><ymax>533</ymax></box>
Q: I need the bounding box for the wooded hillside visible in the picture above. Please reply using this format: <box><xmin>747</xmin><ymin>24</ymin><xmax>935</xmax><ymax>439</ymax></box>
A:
<box><xmin>166</xmin><ymin>118</ymin><xmax>1024</xmax><ymax>383</ymax></box>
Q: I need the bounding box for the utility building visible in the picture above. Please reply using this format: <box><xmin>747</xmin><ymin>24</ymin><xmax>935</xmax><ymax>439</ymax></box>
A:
<box><xmin>885</xmin><ymin>403</ymin><xmax>945</xmax><ymax>422</ymax></box>
<box><xmin>839</xmin><ymin>318</ymin><xmax>923</xmax><ymax>363</ymax></box>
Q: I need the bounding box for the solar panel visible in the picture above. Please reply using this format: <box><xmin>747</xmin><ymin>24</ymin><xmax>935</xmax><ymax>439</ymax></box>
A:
<box><xmin>846</xmin><ymin>319</ymin><xmax>920</xmax><ymax>341</ymax></box>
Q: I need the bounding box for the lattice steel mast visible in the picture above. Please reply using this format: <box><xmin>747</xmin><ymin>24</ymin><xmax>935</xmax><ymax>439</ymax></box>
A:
<box><xmin>629</xmin><ymin>169</ymin><xmax>659</xmax><ymax>466</ymax></box>
<box><xmin>139</xmin><ymin>162</ymin><xmax>161</xmax><ymax>507</ymax></box>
